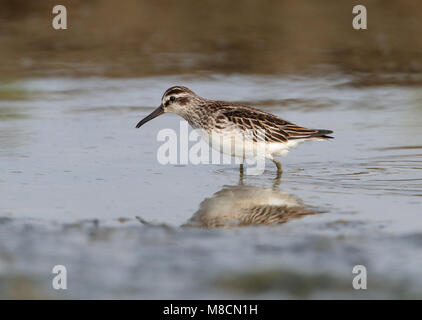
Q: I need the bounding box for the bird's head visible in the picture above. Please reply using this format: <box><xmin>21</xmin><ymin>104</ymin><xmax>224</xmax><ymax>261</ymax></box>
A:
<box><xmin>135</xmin><ymin>86</ymin><xmax>199</xmax><ymax>128</ymax></box>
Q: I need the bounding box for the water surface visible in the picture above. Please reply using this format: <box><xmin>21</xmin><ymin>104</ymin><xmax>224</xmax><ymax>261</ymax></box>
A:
<box><xmin>1</xmin><ymin>74</ymin><xmax>422</xmax><ymax>298</ymax></box>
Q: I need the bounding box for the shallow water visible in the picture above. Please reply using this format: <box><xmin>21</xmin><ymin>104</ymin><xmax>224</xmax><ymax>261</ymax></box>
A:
<box><xmin>1</xmin><ymin>74</ymin><xmax>422</xmax><ymax>298</ymax></box>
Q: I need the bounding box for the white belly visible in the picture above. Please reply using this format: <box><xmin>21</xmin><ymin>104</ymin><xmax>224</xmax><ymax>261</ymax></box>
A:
<box><xmin>197</xmin><ymin>129</ymin><xmax>304</xmax><ymax>160</ymax></box>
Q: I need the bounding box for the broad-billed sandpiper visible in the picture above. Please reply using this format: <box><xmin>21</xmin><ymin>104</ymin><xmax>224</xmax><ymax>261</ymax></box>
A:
<box><xmin>136</xmin><ymin>86</ymin><xmax>333</xmax><ymax>175</ymax></box>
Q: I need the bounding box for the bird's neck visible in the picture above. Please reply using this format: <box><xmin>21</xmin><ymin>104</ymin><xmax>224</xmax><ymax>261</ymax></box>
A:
<box><xmin>179</xmin><ymin>100</ymin><xmax>211</xmax><ymax>129</ymax></box>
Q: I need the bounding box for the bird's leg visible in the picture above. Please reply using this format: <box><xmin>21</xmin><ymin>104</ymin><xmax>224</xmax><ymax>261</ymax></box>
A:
<box><xmin>239</xmin><ymin>163</ymin><xmax>244</xmax><ymax>185</ymax></box>
<box><xmin>272</xmin><ymin>159</ymin><xmax>283</xmax><ymax>181</ymax></box>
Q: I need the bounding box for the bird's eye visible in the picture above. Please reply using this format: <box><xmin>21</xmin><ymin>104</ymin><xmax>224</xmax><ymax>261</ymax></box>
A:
<box><xmin>170</xmin><ymin>96</ymin><xmax>176</xmax><ymax>102</ymax></box>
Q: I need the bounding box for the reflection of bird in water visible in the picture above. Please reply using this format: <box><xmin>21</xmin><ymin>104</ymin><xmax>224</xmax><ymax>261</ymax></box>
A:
<box><xmin>183</xmin><ymin>185</ymin><xmax>319</xmax><ymax>228</ymax></box>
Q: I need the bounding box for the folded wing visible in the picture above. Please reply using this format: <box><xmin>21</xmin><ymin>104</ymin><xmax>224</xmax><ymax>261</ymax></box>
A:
<box><xmin>217</xmin><ymin>104</ymin><xmax>333</xmax><ymax>143</ymax></box>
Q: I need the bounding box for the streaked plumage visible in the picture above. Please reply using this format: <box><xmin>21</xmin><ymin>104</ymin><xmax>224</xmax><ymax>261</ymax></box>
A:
<box><xmin>182</xmin><ymin>185</ymin><xmax>318</xmax><ymax>228</ymax></box>
<box><xmin>136</xmin><ymin>86</ymin><xmax>334</xmax><ymax>172</ymax></box>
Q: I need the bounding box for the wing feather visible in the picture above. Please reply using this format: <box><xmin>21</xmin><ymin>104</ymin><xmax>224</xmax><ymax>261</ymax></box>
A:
<box><xmin>213</xmin><ymin>102</ymin><xmax>332</xmax><ymax>143</ymax></box>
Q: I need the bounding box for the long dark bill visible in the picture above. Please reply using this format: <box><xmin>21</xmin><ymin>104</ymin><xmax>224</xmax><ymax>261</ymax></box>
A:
<box><xmin>135</xmin><ymin>105</ymin><xmax>164</xmax><ymax>128</ymax></box>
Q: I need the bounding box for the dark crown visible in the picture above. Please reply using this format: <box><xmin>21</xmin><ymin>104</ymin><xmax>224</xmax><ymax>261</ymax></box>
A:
<box><xmin>163</xmin><ymin>86</ymin><xmax>195</xmax><ymax>98</ymax></box>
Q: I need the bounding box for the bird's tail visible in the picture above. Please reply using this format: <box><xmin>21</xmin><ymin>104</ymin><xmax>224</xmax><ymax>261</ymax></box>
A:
<box><xmin>310</xmin><ymin>129</ymin><xmax>334</xmax><ymax>140</ymax></box>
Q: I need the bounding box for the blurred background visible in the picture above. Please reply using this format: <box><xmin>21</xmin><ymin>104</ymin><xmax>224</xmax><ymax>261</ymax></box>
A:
<box><xmin>1</xmin><ymin>0</ymin><xmax>422</xmax><ymax>299</ymax></box>
<box><xmin>1</xmin><ymin>0</ymin><xmax>422</xmax><ymax>79</ymax></box>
